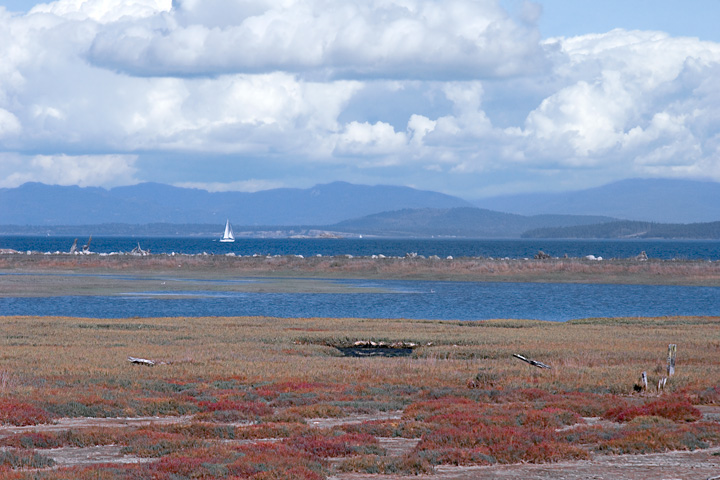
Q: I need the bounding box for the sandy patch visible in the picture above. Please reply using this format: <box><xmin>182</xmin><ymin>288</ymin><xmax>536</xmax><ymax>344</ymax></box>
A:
<box><xmin>306</xmin><ymin>411</ymin><xmax>403</xmax><ymax>428</ymax></box>
<box><xmin>330</xmin><ymin>447</ymin><xmax>720</xmax><ymax>480</ymax></box>
<box><xmin>44</xmin><ymin>445</ymin><xmax>153</xmax><ymax>466</ymax></box>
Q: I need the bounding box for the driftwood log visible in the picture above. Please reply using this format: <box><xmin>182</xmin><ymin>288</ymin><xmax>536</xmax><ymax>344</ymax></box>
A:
<box><xmin>128</xmin><ymin>356</ymin><xmax>156</xmax><ymax>367</ymax></box>
<box><xmin>513</xmin><ymin>354</ymin><xmax>551</xmax><ymax>369</ymax></box>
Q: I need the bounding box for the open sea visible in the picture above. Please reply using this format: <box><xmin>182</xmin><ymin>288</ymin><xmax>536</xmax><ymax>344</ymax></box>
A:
<box><xmin>1</xmin><ymin>236</ymin><xmax>719</xmax><ymax>321</ymax></box>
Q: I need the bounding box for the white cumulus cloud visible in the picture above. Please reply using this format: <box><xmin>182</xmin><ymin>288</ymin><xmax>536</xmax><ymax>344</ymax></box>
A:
<box><xmin>174</xmin><ymin>179</ymin><xmax>285</xmax><ymax>193</ymax></box>
<box><xmin>85</xmin><ymin>0</ymin><xmax>545</xmax><ymax>79</ymax></box>
<box><xmin>0</xmin><ymin>109</ymin><xmax>22</xmax><ymax>137</ymax></box>
<box><xmin>30</xmin><ymin>0</ymin><xmax>172</xmax><ymax>23</ymax></box>
<box><xmin>334</xmin><ymin>121</ymin><xmax>408</xmax><ymax>157</ymax></box>
<box><xmin>1</xmin><ymin>1</ymin><xmax>720</xmax><ymax>196</ymax></box>
<box><xmin>517</xmin><ymin>30</ymin><xmax>720</xmax><ymax>180</ymax></box>
<box><xmin>0</xmin><ymin>153</ymin><xmax>138</xmax><ymax>188</ymax></box>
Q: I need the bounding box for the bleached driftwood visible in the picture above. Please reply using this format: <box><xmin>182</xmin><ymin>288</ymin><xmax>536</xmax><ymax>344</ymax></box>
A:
<box><xmin>82</xmin><ymin>236</ymin><xmax>92</xmax><ymax>253</ymax></box>
<box><xmin>513</xmin><ymin>354</ymin><xmax>551</xmax><ymax>369</ymax></box>
<box><xmin>128</xmin><ymin>356</ymin><xmax>156</xmax><ymax>367</ymax></box>
<box><xmin>667</xmin><ymin>344</ymin><xmax>677</xmax><ymax>377</ymax></box>
<box><xmin>131</xmin><ymin>243</ymin><xmax>149</xmax><ymax>256</ymax></box>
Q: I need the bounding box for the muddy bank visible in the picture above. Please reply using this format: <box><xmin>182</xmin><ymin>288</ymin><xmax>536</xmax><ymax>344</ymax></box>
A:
<box><xmin>2</xmin><ymin>252</ymin><xmax>720</xmax><ymax>286</ymax></box>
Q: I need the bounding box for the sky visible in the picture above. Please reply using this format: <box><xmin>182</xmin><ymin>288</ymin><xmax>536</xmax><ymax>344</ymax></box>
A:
<box><xmin>1</xmin><ymin>0</ymin><xmax>719</xmax><ymax>199</ymax></box>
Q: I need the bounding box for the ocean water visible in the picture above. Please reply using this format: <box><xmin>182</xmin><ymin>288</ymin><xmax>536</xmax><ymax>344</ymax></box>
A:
<box><xmin>1</xmin><ymin>236</ymin><xmax>719</xmax><ymax>321</ymax></box>
<box><xmin>2</xmin><ymin>236</ymin><xmax>720</xmax><ymax>260</ymax></box>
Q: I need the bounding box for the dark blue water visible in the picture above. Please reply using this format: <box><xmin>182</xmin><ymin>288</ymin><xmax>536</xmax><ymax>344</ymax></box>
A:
<box><xmin>2</xmin><ymin>237</ymin><xmax>719</xmax><ymax>321</ymax></box>
<box><xmin>1</xmin><ymin>278</ymin><xmax>719</xmax><ymax>321</ymax></box>
<box><xmin>2</xmin><ymin>236</ymin><xmax>720</xmax><ymax>260</ymax></box>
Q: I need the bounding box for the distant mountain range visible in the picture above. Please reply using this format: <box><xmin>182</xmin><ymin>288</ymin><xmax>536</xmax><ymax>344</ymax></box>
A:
<box><xmin>0</xmin><ymin>181</ymin><xmax>471</xmax><ymax>226</ymax></box>
<box><xmin>1</xmin><ymin>178</ymin><xmax>719</xmax><ymax>239</ymax></box>
<box><xmin>475</xmin><ymin>178</ymin><xmax>720</xmax><ymax>223</ymax></box>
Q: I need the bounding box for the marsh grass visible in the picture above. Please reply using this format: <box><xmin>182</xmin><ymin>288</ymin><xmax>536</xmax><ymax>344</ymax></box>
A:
<box><xmin>0</xmin><ymin>449</ymin><xmax>55</xmax><ymax>471</ymax></box>
<box><xmin>3</xmin><ymin>254</ymin><xmax>720</xmax><ymax>288</ymax></box>
<box><xmin>2</xmin><ymin>314</ymin><xmax>719</xmax><ymax>395</ymax></box>
<box><xmin>1</xmin><ymin>314</ymin><xmax>720</xmax><ymax>478</ymax></box>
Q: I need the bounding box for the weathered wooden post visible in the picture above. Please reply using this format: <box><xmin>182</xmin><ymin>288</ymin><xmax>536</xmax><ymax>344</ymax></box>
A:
<box><xmin>641</xmin><ymin>371</ymin><xmax>648</xmax><ymax>391</ymax></box>
<box><xmin>667</xmin><ymin>344</ymin><xmax>676</xmax><ymax>377</ymax></box>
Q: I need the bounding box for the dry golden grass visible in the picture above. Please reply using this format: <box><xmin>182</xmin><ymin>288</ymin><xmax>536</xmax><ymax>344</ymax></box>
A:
<box><xmin>1</xmin><ymin>315</ymin><xmax>718</xmax><ymax>396</ymax></box>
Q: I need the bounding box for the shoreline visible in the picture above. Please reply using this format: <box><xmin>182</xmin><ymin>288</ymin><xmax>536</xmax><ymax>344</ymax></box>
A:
<box><xmin>2</xmin><ymin>251</ymin><xmax>720</xmax><ymax>287</ymax></box>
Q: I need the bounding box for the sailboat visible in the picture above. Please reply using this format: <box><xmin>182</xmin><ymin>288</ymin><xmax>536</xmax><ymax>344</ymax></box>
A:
<box><xmin>220</xmin><ymin>219</ymin><xmax>235</xmax><ymax>242</ymax></box>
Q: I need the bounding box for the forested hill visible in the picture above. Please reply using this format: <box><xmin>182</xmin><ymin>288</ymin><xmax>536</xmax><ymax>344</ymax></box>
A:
<box><xmin>333</xmin><ymin>207</ymin><xmax>615</xmax><ymax>238</ymax></box>
<box><xmin>522</xmin><ymin>220</ymin><xmax>720</xmax><ymax>239</ymax></box>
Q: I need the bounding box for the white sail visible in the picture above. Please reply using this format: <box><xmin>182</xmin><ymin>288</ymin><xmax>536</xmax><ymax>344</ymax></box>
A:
<box><xmin>220</xmin><ymin>219</ymin><xmax>235</xmax><ymax>242</ymax></box>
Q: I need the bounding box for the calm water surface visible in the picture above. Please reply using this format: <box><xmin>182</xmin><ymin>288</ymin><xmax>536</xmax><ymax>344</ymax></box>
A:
<box><xmin>2</xmin><ymin>237</ymin><xmax>719</xmax><ymax>321</ymax></box>
<box><xmin>2</xmin><ymin>278</ymin><xmax>719</xmax><ymax>321</ymax></box>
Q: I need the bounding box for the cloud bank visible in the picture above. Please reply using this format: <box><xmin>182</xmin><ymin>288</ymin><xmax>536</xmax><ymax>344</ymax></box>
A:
<box><xmin>0</xmin><ymin>153</ymin><xmax>138</xmax><ymax>188</ymax></box>
<box><xmin>0</xmin><ymin>0</ymin><xmax>719</xmax><ymax>197</ymax></box>
<box><xmin>86</xmin><ymin>0</ymin><xmax>544</xmax><ymax>79</ymax></box>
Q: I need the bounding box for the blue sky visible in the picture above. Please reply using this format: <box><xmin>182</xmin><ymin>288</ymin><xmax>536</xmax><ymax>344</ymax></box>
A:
<box><xmin>7</xmin><ymin>1</ymin><xmax>720</xmax><ymax>41</ymax></box>
<box><xmin>535</xmin><ymin>0</ymin><xmax>720</xmax><ymax>42</ymax></box>
<box><xmin>1</xmin><ymin>0</ymin><xmax>719</xmax><ymax>198</ymax></box>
